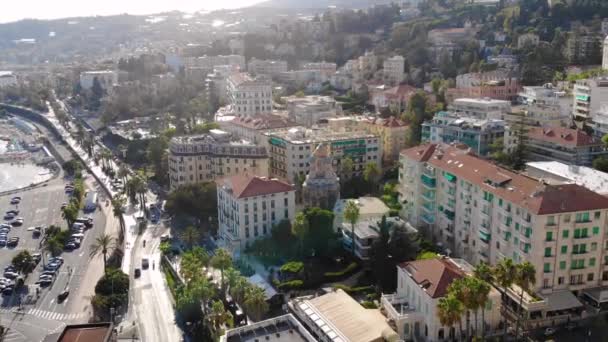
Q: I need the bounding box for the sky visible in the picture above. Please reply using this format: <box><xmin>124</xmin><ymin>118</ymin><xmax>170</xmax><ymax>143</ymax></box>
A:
<box><xmin>0</xmin><ymin>0</ymin><xmax>262</xmax><ymax>23</ymax></box>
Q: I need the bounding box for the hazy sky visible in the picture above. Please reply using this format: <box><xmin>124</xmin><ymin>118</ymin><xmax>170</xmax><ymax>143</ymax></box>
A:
<box><xmin>0</xmin><ymin>0</ymin><xmax>262</xmax><ymax>23</ymax></box>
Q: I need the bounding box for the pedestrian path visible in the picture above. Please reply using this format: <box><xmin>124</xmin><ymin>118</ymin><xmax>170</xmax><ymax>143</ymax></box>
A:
<box><xmin>25</xmin><ymin>308</ymin><xmax>87</xmax><ymax>321</ymax></box>
<box><xmin>2</xmin><ymin>329</ymin><xmax>27</xmax><ymax>342</ymax></box>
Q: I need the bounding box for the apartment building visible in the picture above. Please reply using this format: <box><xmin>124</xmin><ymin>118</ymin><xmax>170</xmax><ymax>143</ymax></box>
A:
<box><xmin>247</xmin><ymin>58</ymin><xmax>288</xmax><ymax>78</ymax></box>
<box><xmin>449</xmin><ymin>98</ymin><xmax>511</xmax><ymax>120</ymax></box>
<box><xmin>302</xmin><ymin>62</ymin><xmax>337</xmax><ymax>79</ymax></box>
<box><xmin>421</xmin><ymin>111</ymin><xmax>506</xmax><ymax>157</ymax></box>
<box><xmin>399</xmin><ymin>143</ymin><xmax>608</xmax><ymax>298</ymax></box>
<box><xmin>283</xmin><ymin>95</ymin><xmax>340</xmax><ymax>127</ymax></box>
<box><xmin>168</xmin><ymin>129</ymin><xmax>268</xmax><ymax>190</ymax></box>
<box><xmin>79</xmin><ymin>70</ymin><xmax>118</xmax><ymax>90</ymax></box>
<box><xmin>381</xmin><ymin>257</ymin><xmax>501</xmax><ymax>341</ymax></box>
<box><xmin>383</xmin><ymin>55</ymin><xmax>405</xmax><ymax>85</ymax></box>
<box><xmin>370</xmin><ymin>84</ymin><xmax>417</xmax><ymax>114</ymax></box>
<box><xmin>523</xmin><ymin>126</ymin><xmax>607</xmax><ymax>166</ymax></box>
<box><xmin>340</xmin><ymin>216</ymin><xmax>415</xmax><ymax>260</ymax></box>
<box><xmin>449</xmin><ymin>69</ymin><xmax>521</xmax><ymax>102</ymax></box>
<box><xmin>217</xmin><ymin>113</ymin><xmax>298</xmax><ymax>144</ymax></box>
<box><xmin>216</xmin><ymin>175</ymin><xmax>295</xmax><ymax>253</ymax></box>
<box><xmin>572</xmin><ymin>78</ymin><xmax>608</xmax><ymax>122</ymax></box>
<box><xmin>206</xmin><ymin>65</ymin><xmax>241</xmax><ymax>104</ymax></box>
<box><xmin>526</xmin><ymin>161</ymin><xmax>608</xmax><ymax>196</ymax></box>
<box><xmin>517</xmin><ymin>33</ymin><xmax>540</xmax><ymax>49</ymax></box>
<box><xmin>227</xmin><ymin>73</ymin><xmax>273</xmax><ymax>116</ymax></box>
<box><xmin>514</xmin><ymin>84</ymin><xmax>570</xmax><ymax>127</ymax></box>
<box><xmin>564</xmin><ymin>32</ymin><xmax>601</xmax><ymax>64</ymax></box>
<box><xmin>266</xmin><ymin>127</ymin><xmax>382</xmax><ymax>183</ymax></box>
<box><xmin>184</xmin><ymin>54</ymin><xmax>246</xmax><ymax>72</ymax></box>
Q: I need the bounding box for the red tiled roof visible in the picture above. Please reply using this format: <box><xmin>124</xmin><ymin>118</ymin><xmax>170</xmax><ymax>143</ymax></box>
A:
<box><xmin>399</xmin><ymin>258</ymin><xmax>465</xmax><ymax>298</ymax></box>
<box><xmin>216</xmin><ymin>175</ymin><xmax>295</xmax><ymax>199</ymax></box>
<box><xmin>527</xmin><ymin>127</ymin><xmax>600</xmax><ymax>147</ymax></box>
<box><xmin>400</xmin><ymin>143</ymin><xmax>608</xmax><ymax>214</ymax></box>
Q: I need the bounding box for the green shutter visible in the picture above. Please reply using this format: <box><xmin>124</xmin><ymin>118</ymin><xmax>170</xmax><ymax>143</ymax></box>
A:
<box><xmin>562</xmin><ymin>230</ymin><xmax>569</xmax><ymax>238</ymax></box>
<box><xmin>560</xmin><ymin>261</ymin><xmax>566</xmax><ymax>270</ymax></box>
<box><xmin>590</xmin><ymin>258</ymin><xmax>596</xmax><ymax>267</ymax></box>
<box><xmin>546</xmin><ymin>232</ymin><xmax>553</xmax><ymax>241</ymax></box>
<box><xmin>561</xmin><ymin>246</ymin><xmax>567</xmax><ymax>254</ymax></box>
<box><xmin>593</xmin><ymin>227</ymin><xmax>600</xmax><ymax>235</ymax></box>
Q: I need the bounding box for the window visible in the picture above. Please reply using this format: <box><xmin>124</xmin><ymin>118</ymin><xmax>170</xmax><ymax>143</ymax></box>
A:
<box><xmin>544</xmin><ymin>247</ymin><xmax>552</xmax><ymax>257</ymax></box>
<box><xmin>593</xmin><ymin>226</ymin><xmax>600</xmax><ymax>235</ymax></box>
<box><xmin>271</xmin><ymin>200</ymin><xmax>275</xmax><ymax>209</ymax></box>
<box><xmin>284</xmin><ymin>198</ymin><xmax>288</xmax><ymax>206</ymax></box>
<box><xmin>560</xmin><ymin>261</ymin><xmax>566</xmax><ymax>270</ymax></box>
<box><xmin>564</xmin><ymin>214</ymin><xmax>571</xmax><ymax>223</ymax></box>
<box><xmin>561</xmin><ymin>246</ymin><xmax>568</xmax><ymax>254</ymax></box>
<box><xmin>576</xmin><ymin>212</ymin><xmax>590</xmax><ymax>223</ymax></box>
<box><xmin>590</xmin><ymin>258</ymin><xmax>596</xmax><ymax>267</ymax></box>
<box><xmin>591</xmin><ymin>242</ymin><xmax>598</xmax><ymax>251</ymax></box>
<box><xmin>562</xmin><ymin>230</ymin><xmax>569</xmax><ymax>238</ymax></box>
<box><xmin>558</xmin><ymin>276</ymin><xmax>564</xmax><ymax>285</ymax></box>
<box><xmin>588</xmin><ymin>273</ymin><xmax>594</xmax><ymax>282</ymax></box>
<box><xmin>546</xmin><ymin>232</ymin><xmax>553</xmax><ymax>241</ymax></box>
<box><xmin>544</xmin><ymin>263</ymin><xmax>551</xmax><ymax>273</ymax></box>
<box><xmin>582</xmin><ymin>228</ymin><xmax>589</xmax><ymax>238</ymax></box>
<box><xmin>547</xmin><ymin>216</ymin><xmax>555</xmax><ymax>226</ymax></box>
<box><xmin>574</xmin><ymin>228</ymin><xmax>581</xmax><ymax>239</ymax></box>
<box><xmin>284</xmin><ymin>209</ymin><xmax>289</xmax><ymax>219</ymax></box>
<box><xmin>595</xmin><ymin>211</ymin><xmax>601</xmax><ymax>219</ymax></box>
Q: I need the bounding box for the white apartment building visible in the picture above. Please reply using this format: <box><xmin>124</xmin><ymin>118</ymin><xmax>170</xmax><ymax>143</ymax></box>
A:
<box><xmin>247</xmin><ymin>59</ymin><xmax>288</xmax><ymax>78</ymax></box>
<box><xmin>79</xmin><ymin>70</ymin><xmax>118</xmax><ymax>90</ymax></box>
<box><xmin>216</xmin><ymin>113</ymin><xmax>298</xmax><ymax>144</ymax></box>
<box><xmin>449</xmin><ymin>98</ymin><xmax>511</xmax><ymax>120</ymax></box>
<box><xmin>227</xmin><ymin>73</ymin><xmax>273</xmax><ymax>116</ymax></box>
<box><xmin>216</xmin><ymin>175</ymin><xmax>295</xmax><ymax>253</ymax></box>
<box><xmin>603</xmin><ymin>36</ymin><xmax>608</xmax><ymax>70</ymax></box>
<box><xmin>572</xmin><ymin>78</ymin><xmax>608</xmax><ymax>122</ymax></box>
<box><xmin>283</xmin><ymin>95</ymin><xmax>340</xmax><ymax>127</ymax></box>
<box><xmin>0</xmin><ymin>71</ymin><xmax>17</xmax><ymax>88</ymax></box>
<box><xmin>168</xmin><ymin>129</ymin><xmax>269</xmax><ymax>190</ymax></box>
<box><xmin>381</xmin><ymin>257</ymin><xmax>502</xmax><ymax>342</ymax></box>
<box><xmin>184</xmin><ymin>54</ymin><xmax>246</xmax><ymax>72</ymax></box>
<box><xmin>400</xmin><ymin>143</ymin><xmax>608</xmax><ymax>298</ymax></box>
<box><xmin>383</xmin><ymin>55</ymin><xmax>405</xmax><ymax>85</ymax></box>
<box><xmin>302</xmin><ymin>62</ymin><xmax>337</xmax><ymax>79</ymax></box>
<box><xmin>515</xmin><ymin>84</ymin><xmax>570</xmax><ymax>126</ymax></box>
<box><xmin>207</xmin><ymin>65</ymin><xmax>241</xmax><ymax>104</ymax></box>
<box><xmin>266</xmin><ymin>127</ymin><xmax>382</xmax><ymax>184</ymax></box>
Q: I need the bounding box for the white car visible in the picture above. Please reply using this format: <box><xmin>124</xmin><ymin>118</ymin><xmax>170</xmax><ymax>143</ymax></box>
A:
<box><xmin>544</xmin><ymin>327</ymin><xmax>556</xmax><ymax>336</ymax></box>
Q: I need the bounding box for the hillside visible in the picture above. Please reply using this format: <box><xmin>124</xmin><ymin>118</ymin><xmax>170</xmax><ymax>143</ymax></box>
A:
<box><xmin>252</xmin><ymin>0</ymin><xmax>395</xmax><ymax>10</ymax></box>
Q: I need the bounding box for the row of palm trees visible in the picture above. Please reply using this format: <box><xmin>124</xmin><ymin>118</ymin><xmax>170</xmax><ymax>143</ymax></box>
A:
<box><xmin>437</xmin><ymin>260</ymin><xmax>536</xmax><ymax>341</ymax></box>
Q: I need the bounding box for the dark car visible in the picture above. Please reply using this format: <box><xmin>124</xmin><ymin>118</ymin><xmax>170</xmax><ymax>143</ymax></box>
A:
<box><xmin>134</xmin><ymin>268</ymin><xmax>141</xmax><ymax>278</ymax></box>
<box><xmin>142</xmin><ymin>258</ymin><xmax>149</xmax><ymax>270</ymax></box>
<box><xmin>57</xmin><ymin>289</ymin><xmax>69</xmax><ymax>302</ymax></box>
<box><xmin>6</xmin><ymin>238</ymin><xmax>18</xmax><ymax>247</ymax></box>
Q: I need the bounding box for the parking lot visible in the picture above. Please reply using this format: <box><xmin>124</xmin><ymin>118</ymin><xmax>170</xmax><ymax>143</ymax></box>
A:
<box><xmin>0</xmin><ymin>175</ymin><xmax>107</xmax><ymax>321</ymax></box>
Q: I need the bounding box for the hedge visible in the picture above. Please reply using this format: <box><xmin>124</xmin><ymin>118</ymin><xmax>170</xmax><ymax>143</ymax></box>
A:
<box><xmin>361</xmin><ymin>300</ymin><xmax>378</xmax><ymax>309</ymax></box>
<box><xmin>280</xmin><ymin>261</ymin><xmax>304</xmax><ymax>274</ymax></box>
<box><xmin>324</xmin><ymin>262</ymin><xmax>358</xmax><ymax>278</ymax></box>
<box><xmin>278</xmin><ymin>280</ymin><xmax>304</xmax><ymax>290</ymax></box>
<box><xmin>333</xmin><ymin>284</ymin><xmax>374</xmax><ymax>294</ymax></box>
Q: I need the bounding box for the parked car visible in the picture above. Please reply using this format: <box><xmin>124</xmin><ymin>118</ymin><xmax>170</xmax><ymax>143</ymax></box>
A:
<box><xmin>2</xmin><ymin>286</ymin><xmax>13</xmax><ymax>295</ymax></box>
<box><xmin>36</xmin><ymin>279</ymin><xmax>52</xmax><ymax>286</ymax></box>
<box><xmin>49</xmin><ymin>257</ymin><xmax>64</xmax><ymax>265</ymax></box>
<box><xmin>57</xmin><ymin>289</ymin><xmax>69</xmax><ymax>302</ymax></box>
<box><xmin>3</xmin><ymin>213</ymin><xmax>15</xmax><ymax>220</ymax></box>
<box><xmin>76</xmin><ymin>217</ymin><xmax>94</xmax><ymax>228</ymax></box>
<box><xmin>61</xmin><ymin>202</ymin><xmax>67</xmax><ymax>209</ymax></box>
<box><xmin>142</xmin><ymin>258</ymin><xmax>149</xmax><ymax>270</ymax></box>
<box><xmin>134</xmin><ymin>268</ymin><xmax>141</xmax><ymax>278</ymax></box>
<box><xmin>7</xmin><ymin>237</ymin><xmax>19</xmax><ymax>247</ymax></box>
<box><xmin>3</xmin><ymin>271</ymin><xmax>18</xmax><ymax>279</ymax></box>
<box><xmin>11</xmin><ymin>218</ymin><xmax>23</xmax><ymax>226</ymax></box>
<box><xmin>5</xmin><ymin>210</ymin><xmax>18</xmax><ymax>216</ymax></box>
<box><xmin>10</xmin><ymin>197</ymin><xmax>21</xmax><ymax>204</ymax></box>
<box><xmin>160</xmin><ymin>234</ymin><xmax>171</xmax><ymax>242</ymax></box>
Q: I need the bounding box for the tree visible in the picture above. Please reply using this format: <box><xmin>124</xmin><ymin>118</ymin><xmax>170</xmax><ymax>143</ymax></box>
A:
<box><xmin>244</xmin><ymin>285</ymin><xmax>268</xmax><ymax>322</ymax></box>
<box><xmin>363</xmin><ymin>162</ymin><xmax>381</xmax><ymax>190</ymax></box>
<box><xmin>160</xmin><ymin>241</ymin><xmax>171</xmax><ymax>255</ymax></box>
<box><xmin>211</xmin><ymin>248</ymin><xmax>233</xmax><ymax>296</ymax></box>
<box><xmin>388</xmin><ymin>222</ymin><xmax>418</xmax><ymax>262</ymax></box>
<box><xmin>593</xmin><ymin>156</ymin><xmax>608</xmax><ymax>172</ymax></box>
<box><xmin>339</xmin><ymin>157</ymin><xmax>354</xmax><ymax>181</ymax></box>
<box><xmin>181</xmin><ymin>226</ymin><xmax>201</xmax><ymax>250</ymax></box>
<box><xmin>291</xmin><ymin>212</ymin><xmax>309</xmax><ymax>256</ymax></box>
<box><xmin>117</xmin><ymin>166</ymin><xmax>129</xmax><ymax>186</ymax></box>
<box><xmin>448</xmin><ymin>278</ymin><xmax>475</xmax><ymax>340</ymax></box>
<box><xmin>12</xmin><ymin>250</ymin><xmax>34</xmax><ymax>276</ymax></box>
<box><xmin>343</xmin><ymin>200</ymin><xmax>360</xmax><ymax>257</ymax></box>
<box><xmin>474</xmin><ymin>262</ymin><xmax>494</xmax><ymax>341</ymax></box>
<box><xmin>146</xmin><ymin>137</ymin><xmax>169</xmax><ymax>184</ymax></box>
<box><xmin>90</xmin><ymin>234</ymin><xmax>117</xmax><ymax>273</ymax></box>
<box><xmin>494</xmin><ymin>258</ymin><xmax>516</xmax><ymax>338</ymax></box>
<box><xmin>370</xmin><ymin>216</ymin><xmax>391</xmax><ymax>291</ymax></box>
<box><xmin>514</xmin><ymin>262</ymin><xmax>536</xmax><ymax>340</ymax></box>
<box><xmin>61</xmin><ymin>203</ymin><xmax>78</xmax><ymax>228</ymax></box>
<box><xmin>437</xmin><ymin>294</ymin><xmax>464</xmax><ymax>341</ymax></box>
<box><xmin>43</xmin><ymin>237</ymin><xmax>63</xmax><ymax>257</ymax></box>
<box><xmin>180</xmin><ymin>250</ymin><xmax>204</xmax><ymax>282</ymax></box>
<box><xmin>165</xmin><ymin>183</ymin><xmax>218</xmax><ymax>223</ymax></box>
<box><xmin>509</xmin><ymin>114</ymin><xmax>528</xmax><ymax>171</ymax></box>
<box><xmin>209</xmin><ymin>300</ymin><xmax>233</xmax><ymax>331</ymax></box>
<box><xmin>111</xmin><ymin>196</ymin><xmax>126</xmax><ymax>234</ymax></box>
<box><xmin>473</xmin><ymin>278</ymin><xmax>491</xmax><ymax>340</ymax></box>
<box><xmin>302</xmin><ymin>207</ymin><xmax>336</xmax><ymax>258</ymax></box>
<box><xmin>225</xmin><ymin>267</ymin><xmax>241</xmax><ymax>293</ymax></box>
<box><xmin>230</xmin><ymin>276</ymin><xmax>250</xmax><ymax>305</ymax></box>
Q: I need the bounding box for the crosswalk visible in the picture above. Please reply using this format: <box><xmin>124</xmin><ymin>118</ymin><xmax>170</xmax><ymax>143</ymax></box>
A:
<box><xmin>2</xmin><ymin>329</ymin><xmax>26</xmax><ymax>342</ymax></box>
<box><xmin>25</xmin><ymin>308</ymin><xmax>87</xmax><ymax>321</ymax></box>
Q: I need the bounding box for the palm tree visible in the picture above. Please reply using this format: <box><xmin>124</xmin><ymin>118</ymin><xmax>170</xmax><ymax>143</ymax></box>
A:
<box><xmin>230</xmin><ymin>276</ymin><xmax>250</xmax><ymax>304</ymax></box>
<box><xmin>244</xmin><ymin>285</ymin><xmax>268</xmax><ymax>322</ymax></box>
<box><xmin>449</xmin><ymin>278</ymin><xmax>475</xmax><ymax>340</ymax></box>
<box><xmin>180</xmin><ymin>251</ymin><xmax>203</xmax><ymax>282</ymax></box>
<box><xmin>89</xmin><ymin>234</ymin><xmax>117</xmax><ymax>273</ymax></box>
<box><xmin>211</xmin><ymin>248</ymin><xmax>233</xmax><ymax>296</ymax></box>
<box><xmin>514</xmin><ymin>261</ymin><xmax>536</xmax><ymax>339</ymax></box>
<box><xmin>190</xmin><ymin>277</ymin><xmax>216</xmax><ymax>315</ymax></box>
<box><xmin>61</xmin><ymin>203</ymin><xmax>78</xmax><ymax>228</ymax></box>
<box><xmin>474</xmin><ymin>262</ymin><xmax>494</xmax><ymax>341</ymax></box>
<box><xmin>111</xmin><ymin>196</ymin><xmax>126</xmax><ymax>234</ymax></box>
<box><xmin>180</xmin><ymin>226</ymin><xmax>201</xmax><ymax>250</ymax></box>
<box><xmin>473</xmin><ymin>279</ymin><xmax>491</xmax><ymax>340</ymax></box>
<box><xmin>291</xmin><ymin>212</ymin><xmax>309</xmax><ymax>256</ymax></box>
<box><xmin>43</xmin><ymin>238</ymin><xmax>63</xmax><ymax>258</ymax></box>
<box><xmin>494</xmin><ymin>258</ymin><xmax>516</xmax><ymax>340</ymax></box>
<box><xmin>117</xmin><ymin>166</ymin><xmax>129</xmax><ymax>187</ymax></box>
<box><xmin>210</xmin><ymin>300</ymin><xmax>233</xmax><ymax>331</ymax></box>
<box><xmin>225</xmin><ymin>267</ymin><xmax>241</xmax><ymax>293</ymax></box>
<box><xmin>343</xmin><ymin>200</ymin><xmax>360</xmax><ymax>257</ymax></box>
<box><xmin>437</xmin><ymin>294</ymin><xmax>464</xmax><ymax>341</ymax></box>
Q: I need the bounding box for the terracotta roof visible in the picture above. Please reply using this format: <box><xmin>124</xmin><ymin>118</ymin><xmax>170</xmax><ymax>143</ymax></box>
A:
<box><xmin>230</xmin><ymin>114</ymin><xmax>298</xmax><ymax>130</ymax></box>
<box><xmin>57</xmin><ymin>323</ymin><xmax>113</xmax><ymax>342</ymax></box>
<box><xmin>399</xmin><ymin>258</ymin><xmax>465</xmax><ymax>298</ymax></box>
<box><xmin>527</xmin><ymin>127</ymin><xmax>600</xmax><ymax>147</ymax></box>
<box><xmin>216</xmin><ymin>175</ymin><xmax>295</xmax><ymax>199</ymax></box>
<box><xmin>400</xmin><ymin>143</ymin><xmax>608</xmax><ymax>214</ymax></box>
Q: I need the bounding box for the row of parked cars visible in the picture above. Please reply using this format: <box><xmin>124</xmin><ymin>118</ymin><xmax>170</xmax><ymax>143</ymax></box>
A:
<box><xmin>65</xmin><ymin>217</ymin><xmax>93</xmax><ymax>250</ymax></box>
<box><xmin>36</xmin><ymin>256</ymin><xmax>64</xmax><ymax>287</ymax></box>
<box><xmin>1</xmin><ymin>253</ymin><xmax>42</xmax><ymax>295</ymax></box>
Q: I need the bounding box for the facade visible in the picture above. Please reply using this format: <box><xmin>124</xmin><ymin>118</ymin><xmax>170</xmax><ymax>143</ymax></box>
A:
<box><xmin>517</xmin><ymin>33</ymin><xmax>540</xmax><ymax>49</ymax></box>
<box><xmin>399</xmin><ymin>143</ymin><xmax>608</xmax><ymax>297</ymax></box>
<box><xmin>283</xmin><ymin>95</ymin><xmax>340</xmax><ymax>127</ymax></box>
<box><xmin>266</xmin><ymin>127</ymin><xmax>382</xmax><ymax>183</ymax></box>
<box><xmin>289</xmin><ymin>289</ymin><xmax>398</xmax><ymax>342</ymax></box>
<box><xmin>421</xmin><ymin>111</ymin><xmax>506</xmax><ymax>157</ymax></box>
<box><xmin>247</xmin><ymin>58</ymin><xmax>288</xmax><ymax>78</ymax></box>
<box><xmin>184</xmin><ymin>54</ymin><xmax>246</xmax><ymax>72</ymax></box>
<box><xmin>217</xmin><ymin>113</ymin><xmax>298</xmax><ymax>144</ymax></box>
<box><xmin>526</xmin><ymin>161</ymin><xmax>608</xmax><ymax>196</ymax></box>
<box><xmin>79</xmin><ymin>70</ymin><xmax>118</xmax><ymax>90</ymax></box>
<box><xmin>603</xmin><ymin>36</ymin><xmax>608</xmax><ymax>70</ymax></box>
<box><xmin>383</xmin><ymin>55</ymin><xmax>405</xmax><ymax>85</ymax></box>
<box><xmin>515</xmin><ymin>83</ymin><xmax>570</xmax><ymax>127</ymax></box>
<box><xmin>302</xmin><ymin>62</ymin><xmax>337</xmax><ymax>80</ymax></box>
<box><xmin>381</xmin><ymin>257</ymin><xmax>501</xmax><ymax>342</ymax></box>
<box><xmin>216</xmin><ymin>175</ymin><xmax>295</xmax><ymax>253</ymax></box>
<box><xmin>0</xmin><ymin>71</ymin><xmax>17</xmax><ymax>88</ymax></box>
<box><xmin>220</xmin><ymin>314</ymin><xmax>316</xmax><ymax>342</ymax></box>
<box><xmin>564</xmin><ymin>32</ymin><xmax>601</xmax><ymax>64</ymax></box>
<box><xmin>449</xmin><ymin>69</ymin><xmax>521</xmax><ymax>102</ymax></box>
<box><xmin>168</xmin><ymin>130</ymin><xmax>269</xmax><ymax>190</ymax></box>
<box><xmin>341</xmin><ymin>216</ymin><xmax>415</xmax><ymax>260</ymax></box>
<box><xmin>207</xmin><ymin>65</ymin><xmax>241</xmax><ymax>104</ymax></box>
<box><xmin>370</xmin><ymin>84</ymin><xmax>417</xmax><ymax>114</ymax></box>
<box><xmin>572</xmin><ymin>78</ymin><xmax>608</xmax><ymax>122</ymax></box>
<box><xmin>524</xmin><ymin>126</ymin><xmax>607</xmax><ymax>166</ymax></box>
<box><xmin>227</xmin><ymin>73</ymin><xmax>273</xmax><ymax>116</ymax></box>
<box><xmin>449</xmin><ymin>98</ymin><xmax>511</xmax><ymax>119</ymax></box>
<box><xmin>302</xmin><ymin>143</ymin><xmax>340</xmax><ymax>210</ymax></box>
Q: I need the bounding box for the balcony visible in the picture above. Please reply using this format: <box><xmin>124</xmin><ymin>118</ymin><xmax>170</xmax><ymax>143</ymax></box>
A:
<box><xmin>422</xmin><ymin>202</ymin><xmax>435</xmax><ymax>213</ymax></box>
<box><xmin>421</xmin><ymin>213</ymin><xmax>435</xmax><ymax>224</ymax></box>
<box><xmin>421</xmin><ymin>190</ymin><xmax>435</xmax><ymax>202</ymax></box>
<box><xmin>421</xmin><ymin>174</ymin><xmax>436</xmax><ymax>188</ymax></box>
<box><xmin>381</xmin><ymin>294</ymin><xmax>420</xmax><ymax>322</ymax></box>
<box><xmin>443</xmin><ymin>209</ymin><xmax>455</xmax><ymax>221</ymax></box>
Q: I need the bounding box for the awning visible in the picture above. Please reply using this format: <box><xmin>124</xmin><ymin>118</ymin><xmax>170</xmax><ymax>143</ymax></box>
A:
<box><xmin>582</xmin><ymin>287</ymin><xmax>608</xmax><ymax>303</ymax></box>
<box><xmin>576</xmin><ymin>95</ymin><xmax>590</xmax><ymax>101</ymax></box>
<box><xmin>545</xmin><ymin>291</ymin><xmax>583</xmax><ymax>312</ymax></box>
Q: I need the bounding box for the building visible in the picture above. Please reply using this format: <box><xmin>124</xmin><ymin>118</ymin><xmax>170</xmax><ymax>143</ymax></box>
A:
<box><xmin>266</xmin><ymin>127</ymin><xmax>382</xmax><ymax>183</ymax></box>
<box><xmin>227</xmin><ymin>73</ymin><xmax>273</xmax><ymax>117</ymax></box>
<box><xmin>341</xmin><ymin>216</ymin><xmax>415</xmax><ymax>260</ymax></box>
<box><xmin>207</xmin><ymin>65</ymin><xmax>241</xmax><ymax>104</ymax></box>
<box><xmin>217</xmin><ymin>113</ymin><xmax>298</xmax><ymax>144</ymax></box>
<box><xmin>333</xmin><ymin>196</ymin><xmax>390</xmax><ymax>231</ymax></box>
<box><xmin>572</xmin><ymin>78</ymin><xmax>608</xmax><ymax>122</ymax></box>
<box><xmin>514</xmin><ymin>83</ymin><xmax>570</xmax><ymax>127</ymax></box>
<box><xmin>603</xmin><ymin>36</ymin><xmax>608</xmax><ymax>70</ymax></box>
<box><xmin>421</xmin><ymin>111</ymin><xmax>506</xmax><ymax>157</ymax></box>
<box><xmin>330</xmin><ymin>71</ymin><xmax>353</xmax><ymax>91</ymax></box>
<box><xmin>517</xmin><ymin>32</ymin><xmax>540</xmax><ymax>49</ymax></box>
<box><xmin>168</xmin><ymin>130</ymin><xmax>269</xmax><ymax>190</ymax></box>
<box><xmin>289</xmin><ymin>289</ymin><xmax>398</xmax><ymax>342</ymax></box>
<box><xmin>79</xmin><ymin>70</ymin><xmax>118</xmax><ymax>90</ymax></box>
<box><xmin>184</xmin><ymin>54</ymin><xmax>246</xmax><ymax>72</ymax></box>
<box><xmin>526</xmin><ymin>161</ymin><xmax>608</xmax><ymax>195</ymax></box>
<box><xmin>0</xmin><ymin>71</ymin><xmax>17</xmax><ymax>88</ymax></box>
<box><xmin>302</xmin><ymin>62</ymin><xmax>337</xmax><ymax>80</ymax></box>
<box><xmin>283</xmin><ymin>95</ymin><xmax>340</xmax><ymax>127</ymax></box>
<box><xmin>381</xmin><ymin>257</ymin><xmax>501</xmax><ymax>341</ymax></box>
<box><xmin>216</xmin><ymin>175</ymin><xmax>295</xmax><ymax>253</ymax></box>
<box><xmin>524</xmin><ymin>126</ymin><xmax>607</xmax><ymax>166</ymax></box>
<box><xmin>383</xmin><ymin>55</ymin><xmax>405</xmax><ymax>85</ymax></box>
<box><xmin>449</xmin><ymin>69</ymin><xmax>521</xmax><ymax>102</ymax></box>
<box><xmin>248</xmin><ymin>58</ymin><xmax>288</xmax><ymax>78</ymax></box>
<box><xmin>302</xmin><ymin>143</ymin><xmax>340</xmax><ymax>210</ymax></box>
<box><xmin>449</xmin><ymin>98</ymin><xmax>511</xmax><ymax>119</ymax></box>
<box><xmin>47</xmin><ymin>323</ymin><xmax>115</xmax><ymax>342</ymax></box>
<box><xmin>564</xmin><ymin>32</ymin><xmax>601</xmax><ymax>64</ymax></box>
<box><xmin>220</xmin><ymin>314</ymin><xmax>316</xmax><ymax>342</ymax></box>
<box><xmin>370</xmin><ymin>84</ymin><xmax>417</xmax><ymax>114</ymax></box>
<box><xmin>399</xmin><ymin>143</ymin><xmax>608</xmax><ymax>298</ymax></box>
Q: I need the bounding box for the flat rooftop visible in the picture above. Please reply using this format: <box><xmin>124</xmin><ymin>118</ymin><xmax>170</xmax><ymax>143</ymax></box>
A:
<box><xmin>268</xmin><ymin>127</ymin><xmax>377</xmax><ymax>144</ymax></box>
<box><xmin>526</xmin><ymin>161</ymin><xmax>608</xmax><ymax>195</ymax></box>
<box><xmin>334</xmin><ymin>197</ymin><xmax>389</xmax><ymax>217</ymax></box>
<box><xmin>54</xmin><ymin>323</ymin><xmax>113</xmax><ymax>342</ymax></box>
<box><xmin>221</xmin><ymin>314</ymin><xmax>315</xmax><ymax>342</ymax></box>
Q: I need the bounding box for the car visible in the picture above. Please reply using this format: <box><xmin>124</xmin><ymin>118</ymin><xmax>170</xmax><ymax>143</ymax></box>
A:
<box><xmin>44</xmin><ymin>263</ymin><xmax>60</xmax><ymax>271</ymax></box>
<box><xmin>3</xmin><ymin>266</ymin><xmax>15</xmax><ymax>272</ymax></box>
<box><xmin>0</xmin><ymin>224</ymin><xmax>10</xmax><ymax>229</ymax></box>
<box><xmin>2</xmin><ymin>286</ymin><xmax>13</xmax><ymax>295</ymax></box>
<box><xmin>544</xmin><ymin>328</ymin><xmax>556</xmax><ymax>336</ymax></box>
<box><xmin>49</xmin><ymin>257</ymin><xmax>64</xmax><ymax>265</ymax></box>
<box><xmin>160</xmin><ymin>234</ymin><xmax>171</xmax><ymax>242</ymax></box>
<box><xmin>10</xmin><ymin>197</ymin><xmax>21</xmax><ymax>204</ymax></box>
<box><xmin>36</xmin><ymin>279</ymin><xmax>52</xmax><ymax>286</ymax></box>
<box><xmin>5</xmin><ymin>210</ymin><xmax>18</xmax><ymax>216</ymax></box>
<box><xmin>64</xmin><ymin>242</ymin><xmax>76</xmax><ymax>250</ymax></box>
<box><xmin>3</xmin><ymin>213</ymin><xmax>15</xmax><ymax>220</ymax></box>
<box><xmin>72</xmin><ymin>222</ymin><xmax>85</xmax><ymax>230</ymax></box>
<box><xmin>3</xmin><ymin>272</ymin><xmax>18</xmax><ymax>279</ymax></box>
<box><xmin>60</xmin><ymin>203</ymin><xmax>67</xmax><ymax>209</ymax></box>
<box><xmin>10</xmin><ymin>218</ymin><xmax>23</xmax><ymax>226</ymax></box>
<box><xmin>57</xmin><ymin>289</ymin><xmax>69</xmax><ymax>302</ymax></box>
<box><xmin>0</xmin><ymin>228</ymin><xmax>10</xmax><ymax>234</ymax></box>
<box><xmin>40</xmin><ymin>270</ymin><xmax>55</xmax><ymax>276</ymax></box>
<box><xmin>38</xmin><ymin>275</ymin><xmax>53</xmax><ymax>281</ymax></box>
<box><xmin>142</xmin><ymin>258</ymin><xmax>149</xmax><ymax>269</ymax></box>
<box><xmin>134</xmin><ymin>268</ymin><xmax>141</xmax><ymax>278</ymax></box>
<box><xmin>0</xmin><ymin>240</ymin><xmax>7</xmax><ymax>247</ymax></box>
<box><xmin>7</xmin><ymin>238</ymin><xmax>19</xmax><ymax>247</ymax></box>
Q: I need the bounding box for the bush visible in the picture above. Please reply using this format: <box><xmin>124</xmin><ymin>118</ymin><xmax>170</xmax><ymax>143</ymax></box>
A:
<box><xmin>388</xmin><ymin>209</ymin><xmax>400</xmax><ymax>217</ymax></box>
<box><xmin>361</xmin><ymin>300</ymin><xmax>378</xmax><ymax>309</ymax></box>
<box><xmin>417</xmin><ymin>251</ymin><xmax>438</xmax><ymax>260</ymax></box>
<box><xmin>280</xmin><ymin>261</ymin><xmax>304</xmax><ymax>274</ymax></box>
<box><xmin>278</xmin><ymin>280</ymin><xmax>304</xmax><ymax>290</ymax></box>
<box><xmin>324</xmin><ymin>262</ymin><xmax>358</xmax><ymax>278</ymax></box>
